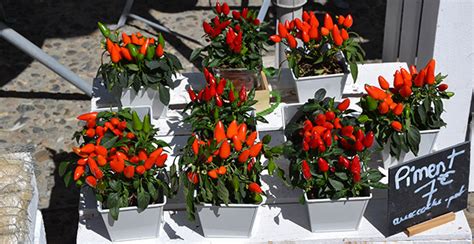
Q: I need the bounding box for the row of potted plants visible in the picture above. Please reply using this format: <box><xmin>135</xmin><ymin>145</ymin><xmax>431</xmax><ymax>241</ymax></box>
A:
<box><xmin>61</xmin><ymin>57</ymin><xmax>452</xmax><ymax>240</ymax></box>
<box><xmin>96</xmin><ymin>6</ymin><xmax>366</xmax><ymax>120</ymax></box>
<box><xmin>62</xmin><ymin>2</ymin><xmax>453</xmax><ymax>240</ymax></box>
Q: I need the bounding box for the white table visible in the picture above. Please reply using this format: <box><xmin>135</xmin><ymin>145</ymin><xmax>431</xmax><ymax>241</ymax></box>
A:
<box><xmin>80</xmin><ymin>62</ymin><xmax>472</xmax><ymax>243</ymax></box>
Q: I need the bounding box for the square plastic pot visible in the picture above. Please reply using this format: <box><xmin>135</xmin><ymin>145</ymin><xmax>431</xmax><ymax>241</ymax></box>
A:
<box><xmin>120</xmin><ymin>87</ymin><xmax>168</xmax><ymax>120</ymax></box>
<box><xmin>196</xmin><ymin>201</ymin><xmax>261</xmax><ymax>238</ymax></box>
<box><xmin>292</xmin><ymin>69</ymin><xmax>348</xmax><ymax>103</ymax></box>
<box><xmin>97</xmin><ymin>196</ymin><xmax>167</xmax><ymax>242</ymax></box>
<box><xmin>382</xmin><ymin>129</ymin><xmax>440</xmax><ymax>169</ymax></box>
<box><xmin>305</xmin><ymin>192</ymin><xmax>372</xmax><ymax>232</ymax></box>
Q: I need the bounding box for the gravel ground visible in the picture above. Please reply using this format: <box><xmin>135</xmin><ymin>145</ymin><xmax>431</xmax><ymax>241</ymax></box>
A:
<box><xmin>3</xmin><ymin>0</ymin><xmax>470</xmax><ymax>243</ymax></box>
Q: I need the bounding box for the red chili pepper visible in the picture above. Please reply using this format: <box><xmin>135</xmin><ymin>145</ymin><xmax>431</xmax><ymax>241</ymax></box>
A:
<box><xmin>341</xmin><ymin>28</ymin><xmax>349</xmax><ymax>41</ymax></box>
<box><xmin>278</xmin><ymin>23</ymin><xmax>288</xmax><ymax>38</ymax></box>
<box><xmin>232</xmin><ymin>10</ymin><xmax>241</xmax><ymax>19</ymax></box>
<box><xmin>77</xmin><ymin>112</ymin><xmax>98</xmax><ymax>121</ymax></box>
<box><xmin>248</xmin><ymin>182</ymin><xmax>263</xmax><ymax>194</ymax></box>
<box><xmin>192</xmin><ymin>138</ymin><xmax>199</xmax><ymax>155</ymax></box>
<box><xmin>85</xmin><ymin>176</ymin><xmax>97</xmax><ymax>188</ymax></box>
<box><xmin>286</xmin><ymin>34</ymin><xmax>297</xmax><ymax>49</ymax></box>
<box><xmin>216</xmin><ymin>78</ymin><xmax>226</xmax><ymax>95</ymax></box>
<box><xmin>392</xmin><ymin>103</ymin><xmax>404</xmax><ymax>116</ymax></box>
<box><xmin>414</xmin><ymin>69</ymin><xmax>426</xmax><ymax>87</ymax></box>
<box><xmin>362</xmin><ymin>131</ymin><xmax>374</xmax><ymax>148</ymax></box>
<box><xmin>302</xmin><ymin>160</ymin><xmax>312</xmax><ymax>180</ymax></box>
<box><xmin>238</xmin><ymin>149</ymin><xmax>250</xmax><ymax>163</ymax></box>
<box><xmin>438</xmin><ymin>84</ymin><xmax>448</xmax><ymax>91</ymax></box>
<box><xmin>121</xmin><ymin>33</ymin><xmax>131</xmax><ymax>45</ymax></box>
<box><xmin>214</xmin><ymin>121</ymin><xmax>226</xmax><ymax>142</ymax></box>
<box><xmin>239</xmin><ymin>85</ymin><xmax>247</xmax><ymax>102</ymax></box>
<box><xmin>310</xmin><ymin>12</ymin><xmax>319</xmax><ymax>28</ymax></box>
<box><xmin>155</xmin><ymin>154</ymin><xmax>167</xmax><ymax>168</ymax></box>
<box><xmin>338</xmin><ymin>156</ymin><xmax>350</xmax><ymax>169</ymax></box>
<box><xmin>156</xmin><ymin>44</ymin><xmax>164</xmax><ymax>57</ymax></box>
<box><xmin>208</xmin><ymin>169</ymin><xmax>218</xmax><ymax>179</ymax></box>
<box><xmin>399</xmin><ymin>85</ymin><xmax>412</xmax><ymax>98</ymax></box>
<box><xmin>393</xmin><ymin>70</ymin><xmax>404</xmax><ymax>89</ymax></box>
<box><xmin>343</xmin><ymin>14</ymin><xmax>353</xmax><ymax>28</ymax></box>
<box><xmin>378</xmin><ymin>76</ymin><xmax>390</xmax><ymax>90</ymax></box>
<box><xmin>232</xmin><ymin>135</ymin><xmax>242</xmax><ymax>151</ymax></box>
<box><xmin>237</xmin><ymin>123</ymin><xmax>247</xmax><ymax>142</ymax></box>
<box><xmin>338</xmin><ymin>15</ymin><xmax>345</xmax><ymax>25</ymax></box>
<box><xmin>324</xmin><ymin>13</ymin><xmax>334</xmax><ymax>30</ymax></box>
<box><xmin>110</xmin><ymin>158</ymin><xmax>124</xmax><ymax>173</ymax></box>
<box><xmin>187</xmin><ymin>171</ymin><xmax>199</xmax><ymax>184</ymax></box>
<box><xmin>378</xmin><ymin>102</ymin><xmax>389</xmax><ymax>114</ymax></box>
<box><xmin>246</xmin><ymin>131</ymin><xmax>257</xmax><ymax>147</ymax></box>
<box><xmin>332</xmin><ymin>24</ymin><xmax>343</xmax><ymax>46</ymax></box>
<box><xmin>139</xmin><ymin>38</ymin><xmax>150</xmax><ymax>55</ymax></box>
<box><xmin>391</xmin><ymin>121</ymin><xmax>403</xmax><ymax>131</ymax></box>
<box><xmin>321</xmin><ymin>27</ymin><xmax>330</xmax><ymax>36</ymax></box>
<box><xmin>337</xmin><ymin>98</ymin><xmax>350</xmax><ymax>111</ymax></box>
<box><xmin>425</xmin><ymin>59</ymin><xmax>436</xmax><ymax>85</ymax></box>
<box><xmin>214</xmin><ymin>95</ymin><xmax>223</xmax><ymax>107</ymax></box>
<box><xmin>270</xmin><ymin>35</ymin><xmax>281</xmax><ymax>43</ymax></box>
<box><xmin>217</xmin><ymin>165</ymin><xmax>227</xmax><ymax>175</ymax></box>
<box><xmin>409</xmin><ymin>65</ymin><xmax>418</xmax><ymax>76</ymax></box>
<box><xmin>222</xmin><ymin>2</ymin><xmax>230</xmax><ymax>15</ymax></box>
<box><xmin>124</xmin><ymin>165</ymin><xmax>135</xmax><ymax>178</ymax></box>
<box><xmin>242</xmin><ymin>8</ymin><xmax>249</xmax><ymax>19</ymax></box>
<box><xmin>74</xmin><ymin>166</ymin><xmax>85</xmax><ymax>181</ymax></box>
<box><xmin>318</xmin><ymin>158</ymin><xmax>329</xmax><ymax>172</ymax></box>
<box><xmin>135</xmin><ymin>165</ymin><xmax>145</xmax><ymax>175</ymax></box>
<box><xmin>249</xmin><ymin>142</ymin><xmax>262</xmax><ymax>157</ymax></box>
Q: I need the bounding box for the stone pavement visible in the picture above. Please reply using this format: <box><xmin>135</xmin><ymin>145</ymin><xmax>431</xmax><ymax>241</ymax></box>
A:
<box><xmin>2</xmin><ymin>0</ymin><xmax>471</xmax><ymax>243</ymax></box>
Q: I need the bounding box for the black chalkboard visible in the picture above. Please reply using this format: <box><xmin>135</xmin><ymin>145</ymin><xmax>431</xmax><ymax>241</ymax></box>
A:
<box><xmin>387</xmin><ymin>141</ymin><xmax>470</xmax><ymax>236</ymax></box>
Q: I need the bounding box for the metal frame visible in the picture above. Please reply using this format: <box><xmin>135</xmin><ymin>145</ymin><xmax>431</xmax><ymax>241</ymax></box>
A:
<box><xmin>0</xmin><ymin>21</ymin><xmax>92</xmax><ymax>96</ymax></box>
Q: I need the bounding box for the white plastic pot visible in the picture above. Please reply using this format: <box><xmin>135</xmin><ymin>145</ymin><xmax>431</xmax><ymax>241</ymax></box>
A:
<box><xmin>305</xmin><ymin>192</ymin><xmax>372</xmax><ymax>233</ymax></box>
<box><xmin>97</xmin><ymin>196</ymin><xmax>167</xmax><ymax>242</ymax></box>
<box><xmin>196</xmin><ymin>201</ymin><xmax>261</xmax><ymax>238</ymax></box>
<box><xmin>382</xmin><ymin>129</ymin><xmax>440</xmax><ymax>169</ymax></box>
<box><xmin>292</xmin><ymin>69</ymin><xmax>348</xmax><ymax>103</ymax></box>
<box><xmin>120</xmin><ymin>88</ymin><xmax>168</xmax><ymax>120</ymax></box>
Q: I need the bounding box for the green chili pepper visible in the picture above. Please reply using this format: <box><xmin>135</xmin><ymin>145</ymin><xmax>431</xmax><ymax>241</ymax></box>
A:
<box><xmin>158</xmin><ymin>33</ymin><xmax>165</xmax><ymax>48</ymax></box>
<box><xmin>143</xmin><ymin>114</ymin><xmax>151</xmax><ymax>133</ymax></box>
<box><xmin>146</xmin><ymin>45</ymin><xmax>156</xmax><ymax>60</ymax></box>
<box><xmin>446</xmin><ymin>92</ymin><xmax>455</xmax><ymax>97</ymax></box>
<box><xmin>97</xmin><ymin>22</ymin><xmax>110</xmax><ymax>38</ymax></box>
<box><xmin>127</xmin><ymin>44</ymin><xmax>139</xmax><ymax>58</ymax></box>
<box><xmin>213</xmin><ymin>109</ymin><xmax>219</xmax><ymax>121</ymax></box>
<box><xmin>366</xmin><ymin>96</ymin><xmax>378</xmax><ymax>111</ymax></box>
<box><xmin>232</xmin><ymin>175</ymin><xmax>239</xmax><ymax>192</ymax></box>
<box><xmin>132</xmin><ymin>111</ymin><xmax>143</xmax><ymax>131</ymax></box>
<box><xmin>136</xmin><ymin>53</ymin><xmax>145</xmax><ymax>61</ymax></box>
<box><xmin>403</xmin><ymin>106</ymin><xmax>411</xmax><ymax>119</ymax></box>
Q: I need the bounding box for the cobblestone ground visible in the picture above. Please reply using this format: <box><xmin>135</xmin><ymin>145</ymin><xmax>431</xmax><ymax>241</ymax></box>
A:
<box><xmin>4</xmin><ymin>0</ymin><xmax>470</xmax><ymax>243</ymax></box>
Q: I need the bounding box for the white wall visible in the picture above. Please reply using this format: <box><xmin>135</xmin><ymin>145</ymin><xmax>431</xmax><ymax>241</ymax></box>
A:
<box><xmin>430</xmin><ymin>0</ymin><xmax>474</xmax><ymax>190</ymax></box>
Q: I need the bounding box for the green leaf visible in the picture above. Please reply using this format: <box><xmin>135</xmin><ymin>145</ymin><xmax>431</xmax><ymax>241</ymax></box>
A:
<box><xmin>125</xmin><ymin>64</ymin><xmax>139</xmax><ymax>71</ymax></box>
<box><xmin>267</xmin><ymin>159</ymin><xmax>276</xmax><ymax>175</ymax></box>
<box><xmin>101</xmin><ymin>136</ymin><xmax>118</xmax><ymax>149</ymax></box>
<box><xmin>262</xmin><ymin>134</ymin><xmax>272</xmax><ymax>144</ymax></box>
<box><xmin>109</xmin><ymin>180</ymin><xmax>122</xmax><ymax>191</ymax></box>
<box><xmin>137</xmin><ymin>191</ymin><xmax>151</xmax><ymax>211</ymax></box>
<box><xmin>357</xmin><ymin>114</ymin><xmax>369</xmax><ymax>123</ymax></box>
<box><xmin>335</xmin><ymin>172</ymin><xmax>348</xmax><ymax>181</ymax></box>
<box><xmin>107</xmin><ymin>206</ymin><xmax>119</xmax><ymax>220</ymax></box>
<box><xmin>148</xmin><ymin>182</ymin><xmax>158</xmax><ymax>201</ymax></box>
<box><xmin>216</xmin><ymin>179</ymin><xmax>230</xmax><ymax>204</ymax></box>
<box><xmin>350</xmin><ymin>62</ymin><xmax>358</xmax><ymax>82</ymax></box>
<box><xmin>158</xmin><ymin>83</ymin><xmax>170</xmax><ymax>105</ymax></box>
<box><xmin>232</xmin><ymin>175</ymin><xmax>240</xmax><ymax>192</ymax></box>
<box><xmin>58</xmin><ymin>161</ymin><xmax>69</xmax><ymax>177</ymax></box>
<box><xmin>329</xmin><ymin>178</ymin><xmax>344</xmax><ymax>191</ymax></box>
<box><xmin>107</xmin><ymin>192</ymin><xmax>120</xmax><ymax>209</ymax></box>
<box><xmin>63</xmin><ymin>170</ymin><xmax>72</xmax><ymax>187</ymax></box>
<box><xmin>407</xmin><ymin>126</ymin><xmax>421</xmax><ymax>155</ymax></box>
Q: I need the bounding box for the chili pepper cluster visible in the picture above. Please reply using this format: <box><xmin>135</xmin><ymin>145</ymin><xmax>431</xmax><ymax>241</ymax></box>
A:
<box><xmin>297</xmin><ymin>98</ymin><xmax>374</xmax><ymax>183</ymax></box>
<box><xmin>103</xmin><ymin>31</ymin><xmax>166</xmax><ymax>63</ymax></box>
<box><xmin>202</xmin><ymin>2</ymin><xmax>260</xmax><ymax>54</ymax></box>
<box><xmin>186</xmin><ymin>120</ymin><xmax>264</xmax><ymax>195</ymax></box>
<box><xmin>270</xmin><ymin>11</ymin><xmax>353</xmax><ymax>48</ymax></box>
<box><xmin>363</xmin><ymin>59</ymin><xmax>450</xmax><ymax>132</ymax></box>
<box><xmin>187</xmin><ymin>68</ymin><xmax>247</xmax><ymax>106</ymax></box>
<box><xmin>72</xmin><ymin>110</ymin><xmax>168</xmax><ymax>188</ymax></box>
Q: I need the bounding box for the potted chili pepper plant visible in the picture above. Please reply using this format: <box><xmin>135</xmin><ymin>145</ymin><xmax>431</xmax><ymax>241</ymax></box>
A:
<box><xmin>190</xmin><ymin>2</ymin><xmax>271</xmax><ymax>92</ymax></box>
<box><xmin>59</xmin><ymin>108</ymin><xmax>177</xmax><ymax>241</ymax></box>
<box><xmin>96</xmin><ymin>22</ymin><xmax>183</xmax><ymax>119</ymax></box>
<box><xmin>270</xmin><ymin>12</ymin><xmax>365</xmax><ymax>102</ymax></box>
<box><xmin>180</xmin><ymin>71</ymin><xmax>284</xmax><ymax>237</ymax></box>
<box><xmin>358</xmin><ymin>59</ymin><xmax>454</xmax><ymax>168</ymax></box>
<box><xmin>283</xmin><ymin>89</ymin><xmax>385</xmax><ymax>232</ymax></box>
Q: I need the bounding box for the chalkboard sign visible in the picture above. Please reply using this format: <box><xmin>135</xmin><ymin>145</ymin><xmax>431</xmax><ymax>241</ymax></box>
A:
<box><xmin>387</xmin><ymin>141</ymin><xmax>470</xmax><ymax>236</ymax></box>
